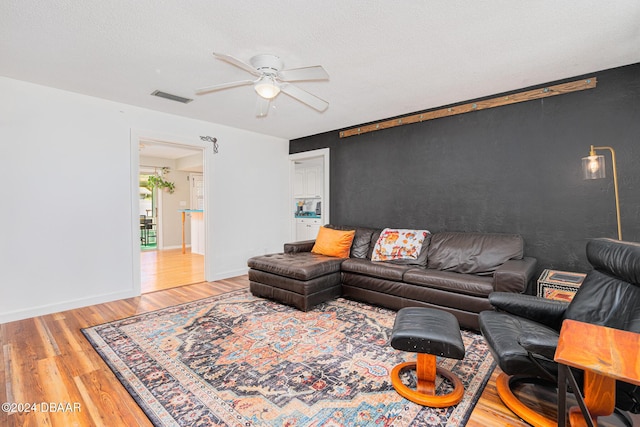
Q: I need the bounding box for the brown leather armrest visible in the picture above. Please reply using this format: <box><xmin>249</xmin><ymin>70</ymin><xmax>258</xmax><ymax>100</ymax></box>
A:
<box><xmin>493</xmin><ymin>257</ymin><xmax>537</xmax><ymax>293</ymax></box>
<box><xmin>284</xmin><ymin>240</ymin><xmax>315</xmax><ymax>254</ymax></box>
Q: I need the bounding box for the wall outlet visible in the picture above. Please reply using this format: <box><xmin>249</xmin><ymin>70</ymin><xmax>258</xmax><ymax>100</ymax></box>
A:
<box><xmin>179</xmin><ymin>201</ymin><xmax>187</xmax><ymax>207</ymax></box>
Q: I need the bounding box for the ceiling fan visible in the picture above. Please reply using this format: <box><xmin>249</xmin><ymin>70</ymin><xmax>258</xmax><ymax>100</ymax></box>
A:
<box><xmin>196</xmin><ymin>53</ymin><xmax>329</xmax><ymax>117</ymax></box>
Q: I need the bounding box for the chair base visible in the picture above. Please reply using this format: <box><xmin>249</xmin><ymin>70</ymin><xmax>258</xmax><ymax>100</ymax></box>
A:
<box><xmin>497</xmin><ymin>373</ymin><xmax>635</xmax><ymax>427</ymax></box>
<box><xmin>496</xmin><ymin>373</ymin><xmax>557</xmax><ymax>427</ymax></box>
<box><xmin>390</xmin><ymin>353</ymin><xmax>464</xmax><ymax>408</ymax></box>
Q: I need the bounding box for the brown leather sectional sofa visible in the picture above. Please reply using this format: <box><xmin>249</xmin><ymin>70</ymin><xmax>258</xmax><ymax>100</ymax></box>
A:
<box><xmin>248</xmin><ymin>225</ymin><xmax>537</xmax><ymax>330</ymax></box>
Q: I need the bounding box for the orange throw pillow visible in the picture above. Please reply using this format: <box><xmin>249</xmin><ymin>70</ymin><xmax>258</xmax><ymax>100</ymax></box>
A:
<box><xmin>311</xmin><ymin>227</ymin><xmax>356</xmax><ymax>258</ymax></box>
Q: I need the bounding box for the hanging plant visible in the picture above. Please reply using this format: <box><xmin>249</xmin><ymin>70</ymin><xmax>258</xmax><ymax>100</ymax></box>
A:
<box><xmin>147</xmin><ymin>167</ymin><xmax>176</xmax><ymax>194</ymax></box>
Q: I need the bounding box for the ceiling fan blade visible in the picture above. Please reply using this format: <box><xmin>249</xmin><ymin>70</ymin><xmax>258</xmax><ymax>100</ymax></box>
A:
<box><xmin>212</xmin><ymin>52</ymin><xmax>261</xmax><ymax>77</ymax></box>
<box><xmin>280</xmin><ymin>83</ymin><xmax>329</xmax><ymax>112</ymax></box>
<box><xmin>278</xmin><ymin>65</ymin><xmax>329</xmax><ymax>82</ymax></box>
<box><xmin>195</xmin><ymin>80</ymin><xmax>253</xmax><ymax>95</ymax></box>
<box><xmin>255</xmin><ymin>96</ymin><xmax>271</xmax><ymax>117</ymax></box>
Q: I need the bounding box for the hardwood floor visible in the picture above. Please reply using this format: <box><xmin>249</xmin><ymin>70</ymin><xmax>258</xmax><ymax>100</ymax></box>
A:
<box><xmin>2</xmin><ymin>274</ymin><xmax>635</xmax><ymax>426</ymax></box>
<box><xmin>141</xmin><ymin>248</ymin><xmax>204</xmax><ymax>293</ymax></box>
<box><xmin>1</xmin><ymin>277</ymin><xmax>247</xmax><ymax>427</ymax></box>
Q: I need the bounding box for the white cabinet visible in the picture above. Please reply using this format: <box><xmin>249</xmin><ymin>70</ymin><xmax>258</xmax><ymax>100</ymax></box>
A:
<box><xmin>296</xmin><ymin>218</ymin><xmax>321</xmax><ymax>241</ymax></box>
<box><xmin>294</xmin><ymin>165</ymin><xmax>323</xmax><ymax>198</ymax></box>
<box><xmin>293</xmin><ymin>169</ymin><xmax>305</xmax><ymax>198</ymax></box>
<box><xmin>305</xmin><ymin>166</ymin><xmax>320</xmax><ymax>198</ymax></box>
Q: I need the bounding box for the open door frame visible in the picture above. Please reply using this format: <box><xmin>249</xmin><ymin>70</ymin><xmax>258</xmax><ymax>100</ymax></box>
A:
<box><xmin>130</xmin><ymin>129</ymin><xmax>215</xmax><ymax>295</ymax></box>
<box><xmin>289</xmin><ymin>148</ymin><xmax>330</xmax><ymax>240</ymax></box>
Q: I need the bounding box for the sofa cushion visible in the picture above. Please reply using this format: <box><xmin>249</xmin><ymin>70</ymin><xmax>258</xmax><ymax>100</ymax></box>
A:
<box><xmin>367</xmin><ymin>229</ymin><xmax>383</xmax><ymax>259</ymax></box>
<box><xmin>371</xmin><ymin>228</ymin><xmax>430</xmax><ymax>262</ymax></box>
<box><xmin>341</xmin><ymin>258</ymin><xmax>414</xmax><ymax>281</ymax></box>
<box><xmin>326</xmin><ymin>225</ymin><xmax>378</xmax><ymax>259</ymax></box>
<box><xmin>311</xmin><ymin>226</ymin><xmax>355</xmax><ymax>258</ymax></box>
<box><xmin>427</xmin><ymin>232</ymin><xmax>524</xmax><ymax>275</ymax></box>
<box><xmin>248</xmin><ymin>252</ymin><xmax>344</xmax><ymax>281</ymax></box>
<box><xmin>403</xmin><ymin>268</ymin><xmax>494</xmax><ymax>298</ymax></box>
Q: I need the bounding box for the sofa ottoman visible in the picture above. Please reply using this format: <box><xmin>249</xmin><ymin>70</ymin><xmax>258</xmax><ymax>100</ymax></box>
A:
<box><xmin>247</xmin><ymin>251</ymin><xmax>344</xmax><ymax>311</ymax></box>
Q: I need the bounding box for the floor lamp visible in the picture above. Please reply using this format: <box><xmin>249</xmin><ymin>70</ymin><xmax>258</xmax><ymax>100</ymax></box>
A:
<box><xmin>581</xmin><ymin>145</ymin><xmax>622</xmax><ymax>240</ymax></box>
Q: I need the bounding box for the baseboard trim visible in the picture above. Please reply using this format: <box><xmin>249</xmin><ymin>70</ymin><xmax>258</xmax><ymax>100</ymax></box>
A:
<box><xmin>0</xmin><ymin>289</ymin><xmax>139</xmax><ymax>324</ymax></box>
<box><xmin>160</xmin><ymin>244</ymin><xmax>191</xmax><ymax>250</ymax></box>
<box><xmin>210</xmin><ymin>267</ymin><xmax>249</xmax><ymax>282</ymax></box>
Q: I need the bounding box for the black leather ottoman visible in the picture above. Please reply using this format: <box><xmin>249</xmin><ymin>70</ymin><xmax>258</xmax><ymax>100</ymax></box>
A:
<box><xmin>390</xmin><ymin>307</ymin><xmax>466</xmax><ymax>407</ymax></box>
<box><xmin>247</xmin><ymin>252</ymin><xmax>344</xmax><ymax>311</ymax></box>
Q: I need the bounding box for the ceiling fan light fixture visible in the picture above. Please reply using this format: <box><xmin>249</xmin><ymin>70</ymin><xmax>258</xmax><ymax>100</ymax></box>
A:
<box><xmin>254</xmin><ymin>75</ymin><xmax>280</xmax><ymax>99</ymax></box>
<box><xmin>199</xmin><ymin>52</ymin><xmax>329</xmax><ymax>117</ymax></box>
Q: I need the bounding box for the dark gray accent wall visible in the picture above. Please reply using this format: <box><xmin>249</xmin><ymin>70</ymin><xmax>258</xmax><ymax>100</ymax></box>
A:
<box><xmin>291</xmin><ymin>63</ymin><xmax>640</xmax><ymax>287</ymax></box>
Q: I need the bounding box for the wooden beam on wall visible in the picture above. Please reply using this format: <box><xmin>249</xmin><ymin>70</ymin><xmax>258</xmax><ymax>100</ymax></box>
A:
<box><xmin>339</xmin><ymin>78</ymin><xmax>597</xmax><ymax>138</ymax></box>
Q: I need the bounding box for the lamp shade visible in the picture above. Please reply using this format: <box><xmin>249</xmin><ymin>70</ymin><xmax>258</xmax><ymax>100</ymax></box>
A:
<box><xmin>582</xmin><ymin>154</ymin><xmax>605</xmax><ymax>180</ymax></box>
<box><xmin>254</xmin><ymin>75</ymin><xmax>280</xmax><ymax>99</ymax></box>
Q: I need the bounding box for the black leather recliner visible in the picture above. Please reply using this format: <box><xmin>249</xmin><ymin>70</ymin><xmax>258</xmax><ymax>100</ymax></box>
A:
<box><xmin>479</xmin><ymin>237</ymin><xmax>640</xmax><ymax>426</ymax></box>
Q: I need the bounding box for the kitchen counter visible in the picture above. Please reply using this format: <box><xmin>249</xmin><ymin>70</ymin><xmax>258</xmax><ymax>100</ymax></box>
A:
<box><xmin>295</xmin><ymin>213</ymin><xmax>322</xmax><ymax>219</ymax></box>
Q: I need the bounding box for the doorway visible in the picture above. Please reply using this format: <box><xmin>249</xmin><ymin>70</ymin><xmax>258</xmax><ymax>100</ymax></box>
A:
<box><xmin>139</xmin><ymin>169</ymin><xmax>159</xmax><ymax>251</ymax></box>
<box><xmin>131</xmin><ymin>131</ymin><xmax>211</xmax><ymax>294</ymax></box>
<box><xmin>289</xmin><ymin>148</ymin><xmax>330</xmax><ymax>240</ymax></box>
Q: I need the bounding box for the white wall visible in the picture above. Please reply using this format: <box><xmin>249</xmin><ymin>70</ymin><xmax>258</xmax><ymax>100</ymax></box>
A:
<box><xmin>0</xmin><ymin>76</ymin><xmax>290</xmax><ymax>323</ymax></box>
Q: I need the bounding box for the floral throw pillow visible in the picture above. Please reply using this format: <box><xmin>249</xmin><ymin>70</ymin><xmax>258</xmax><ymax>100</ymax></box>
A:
<box><xmin>372</xmin><ymin>228</ymin><xmax>430</xmax><ymax>262</ymax></box>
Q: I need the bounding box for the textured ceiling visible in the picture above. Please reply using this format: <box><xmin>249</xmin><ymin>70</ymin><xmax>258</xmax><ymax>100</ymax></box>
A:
<box><xmin>2</xmin><ymin>1</ymin><xmax>640</xmax><ymax>140</ymax></box>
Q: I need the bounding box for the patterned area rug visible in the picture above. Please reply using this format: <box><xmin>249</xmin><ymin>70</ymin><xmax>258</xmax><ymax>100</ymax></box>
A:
<box><xmin>83</xmin><ymin>290</ymin><xmax>495</xmax><ymax>426</ymax></box>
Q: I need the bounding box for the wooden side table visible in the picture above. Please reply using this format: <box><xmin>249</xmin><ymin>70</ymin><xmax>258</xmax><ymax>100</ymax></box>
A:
<box><xmin>537</xmin><ymin>269</ymin><xmax>586</xmax><ymax>302</ymax></box>
<box><xmin>554</xmin><ymin>319</ymin><xmax>640</xmax><ymax>427</ymax></box>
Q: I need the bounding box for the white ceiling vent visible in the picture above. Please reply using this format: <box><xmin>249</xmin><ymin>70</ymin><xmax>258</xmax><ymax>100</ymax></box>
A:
<box><xmin>151</xmin><ymin>90</ymin><xmax>193</xmax><ymax>104</ymax></box>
